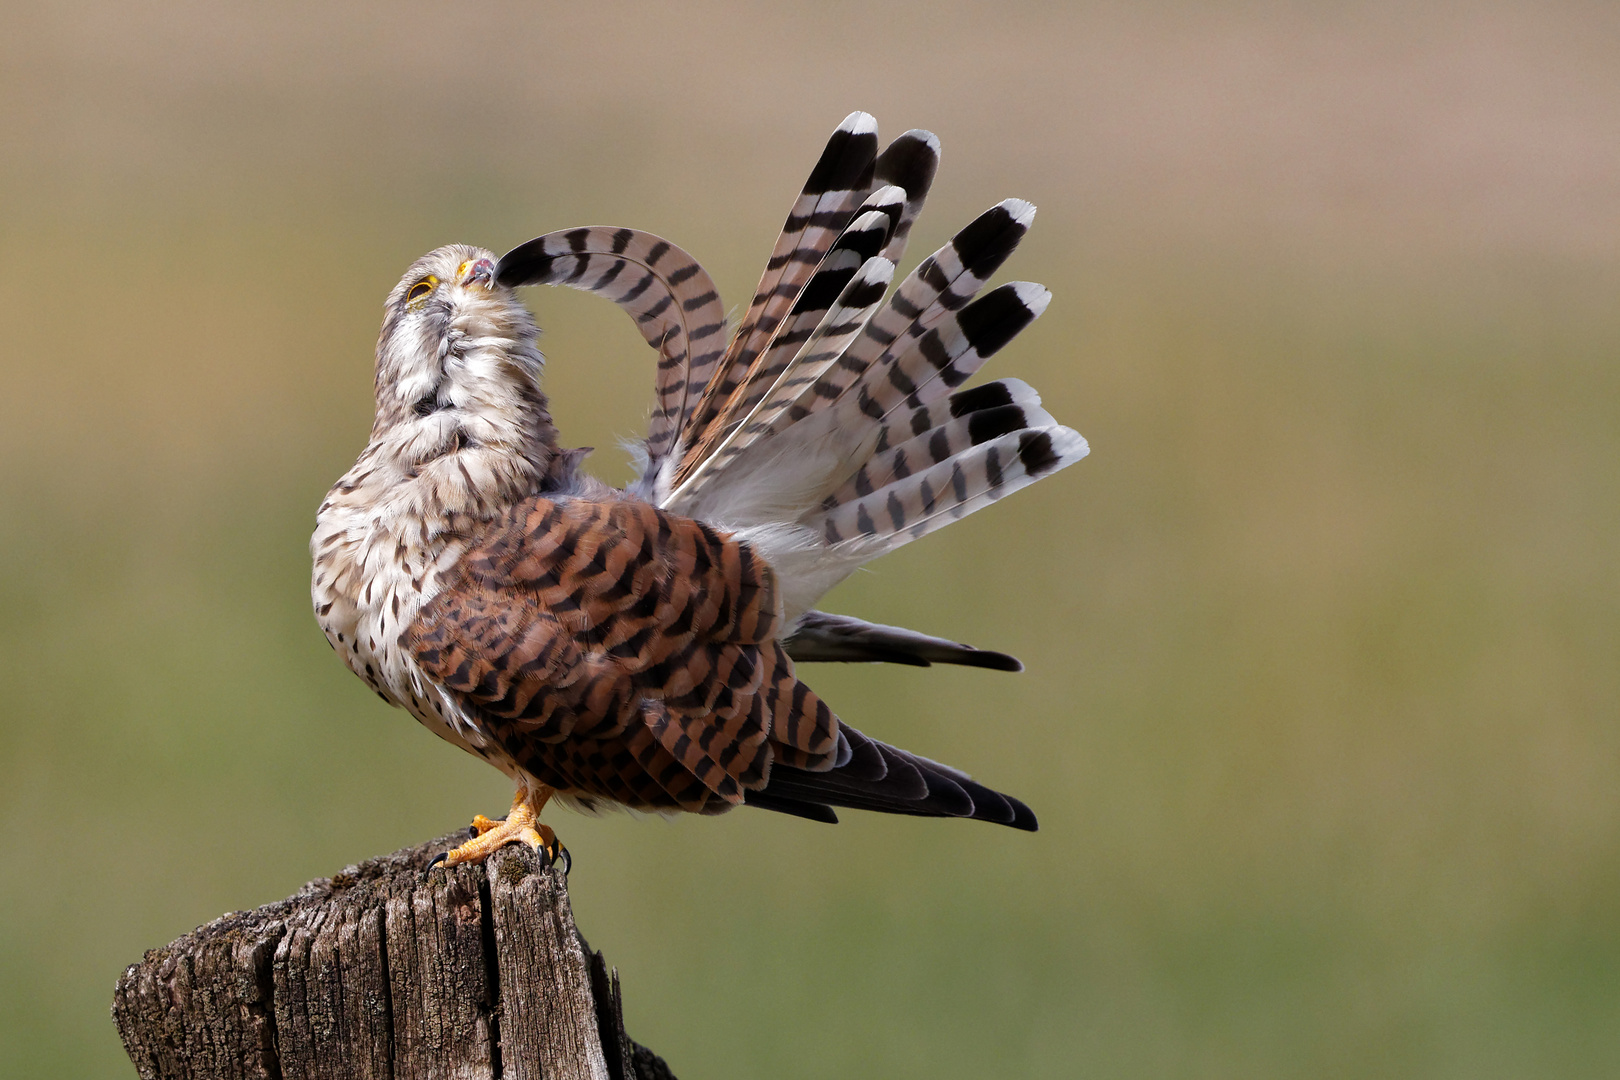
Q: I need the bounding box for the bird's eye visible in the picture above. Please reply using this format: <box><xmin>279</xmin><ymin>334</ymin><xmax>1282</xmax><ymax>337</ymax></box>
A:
<box><xmin>406</xmin><ymin>276</ymin><xmax>439</xmax><ymax>304</ymax></box>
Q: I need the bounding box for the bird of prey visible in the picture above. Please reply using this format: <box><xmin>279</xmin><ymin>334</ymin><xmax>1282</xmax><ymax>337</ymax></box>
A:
<box><xmin>311</xmin><ymin>113</ymin><xmax>1088</xmax><ymax>867</ymax></box>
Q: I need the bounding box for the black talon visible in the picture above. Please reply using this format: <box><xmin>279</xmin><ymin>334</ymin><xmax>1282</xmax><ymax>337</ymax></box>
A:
<box><xmin>428</xmin><ymin>851</ymin><xmax>448</xmax><ymax>869</ymax></box>
<box><xmin>556</xmin><ymin>846</ymin><xmax>572</xmax><ymax>876</ymax></box>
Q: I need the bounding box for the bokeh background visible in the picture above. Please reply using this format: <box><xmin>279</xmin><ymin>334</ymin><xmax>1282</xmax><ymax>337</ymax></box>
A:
<box><xmin>3</xmin><ymin>1</ymin><xmax>1618</xmax><ymax>1076</ymax></box>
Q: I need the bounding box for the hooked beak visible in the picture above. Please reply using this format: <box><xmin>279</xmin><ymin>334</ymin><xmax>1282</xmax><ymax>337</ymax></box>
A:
<box><xmin>461</xmin><ymin>258</ymin><xmax>496</xmax><ymax>289</ymax></box>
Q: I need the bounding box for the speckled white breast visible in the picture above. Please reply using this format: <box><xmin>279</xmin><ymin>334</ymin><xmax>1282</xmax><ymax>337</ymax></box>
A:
<box><xmin>311</xmin><ymin>455</ymin><xmax>513</xmax><ymax>772</ymax></box>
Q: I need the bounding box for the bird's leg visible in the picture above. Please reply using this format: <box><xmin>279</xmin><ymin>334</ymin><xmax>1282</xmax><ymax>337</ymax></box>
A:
<box><xmin>433</xmin><ymin>782</ymin><xmax>562</xmax><ymax>868</ymax></box>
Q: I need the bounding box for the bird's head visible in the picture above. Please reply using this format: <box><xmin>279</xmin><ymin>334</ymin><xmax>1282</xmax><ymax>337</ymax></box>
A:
<box><xmin>367</xmin><ymin>244</ymin><xmax>556</xmax><ymax>491</ymax></box>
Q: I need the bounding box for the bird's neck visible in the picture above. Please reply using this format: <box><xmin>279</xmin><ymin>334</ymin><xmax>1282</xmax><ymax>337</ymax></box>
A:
<box><xmin>315</xmin><ymin>348</ymin><xmax>559</xmax><ymax>621</ymax></box>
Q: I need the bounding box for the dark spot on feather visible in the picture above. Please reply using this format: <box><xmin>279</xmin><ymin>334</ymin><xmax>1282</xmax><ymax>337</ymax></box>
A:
<box><xmin>951</xmin><ymin>204</ymin><xmax>1026</xmax><ymax>278</ymax></box>
<box><xmin>793</xmin><ymin>267</ymin><xmax>857</xmax><ymax>314</ymax></box>
<box><xmin>844</xmin><ymin>219</ymin><xmax>889</xmax><ymax>261</ymax></box>
<box><xmin>957</xmin><ymin>284</ymin><xmax>1038</xmax><ymax>357</ymax></box>
<box><xmin>592</xmin><ymin>258</ymin><xmax>627</xmax><ymax>289</ymax></box>
<box><xmin>875</xmin><ymin>131</ymin><xmax>940</xmax><ymax>206</ymax></box>
<box><xmin>620</xmin><ymin>270</ymin><xmax>655</xmax><ymax>303</ymax></box>
<box><xmin>886</xmin><ymin>492</ymin><xmax>906</xmax><ymax>530</ymax></box>
<box><xmin>886</xmin><ymin>361</ymin><xmax>919</xmax><ymax>395</ymax></box>
<box><xmin>494</xmin><ymin>241</ymin><xmax>556</xmax><ymax>287</ymax></box>
<box><xmin>891</xmin><ymin>283</ymin><xmax>924</xmax><ymax>318</ymax></box>
<box><xmin>640</xmin><ymin>292</ymin><xmax>674</xmax><ymax>321</ymax></box>
<box><xmin>968</xmin><ymin>405</ymin><xmax>1028</xmax><ymax>444</ymax></box>
<box><xmin>949</xmin><ymin>381</ymin><xmax>1016</xmax><ymax>417</ymax></box>
<box><xmin>805</xmin><ymin>123</ymin><xmax>878</xmax><ymax>195</ymax></box>
<box><xmin>917</xmin><ymin>330</ymin><xmax>952</xmax><ymax>372</ymax></box>
<box><xmin>843</xmin><ymin>272</ymin><xmax>890</xmax><ymax>309</ymax></box>
<box><xmin>1017</xmin><ymin>431</ymin><xmax>1062</xmax><ymax>476</ymax></box>
<box><xmin>562</xmin><ymin>254</ymin><xmax>590</xmax><ymax>284</ymax></box>
<box><xmin>985</xmin><ymin>445</ymin><xmax>1005</xmax><ymax>489</ymax></box>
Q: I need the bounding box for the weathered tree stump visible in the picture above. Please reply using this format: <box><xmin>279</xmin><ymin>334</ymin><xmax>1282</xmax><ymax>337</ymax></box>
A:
<box><xmin>113</xmin><ymin>831</ymin><xmax>676</xmax><ymax>1080</ymax></box>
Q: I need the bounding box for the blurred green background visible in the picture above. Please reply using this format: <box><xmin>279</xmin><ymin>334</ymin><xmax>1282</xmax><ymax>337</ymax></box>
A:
<box><xmin>3</xmin><ymin>1</ymin><xmax>1618</xmax><ymax>1076</ymax></box>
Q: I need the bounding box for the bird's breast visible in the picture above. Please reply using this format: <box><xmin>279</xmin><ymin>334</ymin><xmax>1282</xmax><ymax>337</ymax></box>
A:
<box><xmin>311</xmin><ymin>489</ymin><xmax>499</xmax><ymax>758</ymax></box>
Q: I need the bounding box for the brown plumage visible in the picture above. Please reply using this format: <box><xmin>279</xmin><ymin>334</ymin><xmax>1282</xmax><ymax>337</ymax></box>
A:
<box><xmin>312</xmin><ymin>114</ymin><xmax>1086</xmax><ymax>865</ymax></box>
<box><xmin>407</xmin><ymin>497</ymin><xmax>835</xmax><ymax>813</ymax></box>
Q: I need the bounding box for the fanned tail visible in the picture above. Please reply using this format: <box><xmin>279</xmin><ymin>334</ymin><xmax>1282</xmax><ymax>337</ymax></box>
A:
<box><xmin>503</xmin><ymin>115</ymin><xmax>1086</xmax><ymax>667</ymax></box>
<box><xmin>666</xmin><ymin>198</ymin><xmax>1041</xmax><ymax>511</ymax></box>
<box><xmin>661</xmin><ymin>182</ymin><xmax>1082</xmax><ymax>624</ymax></box>
<box><xmin>492</xmin><ymin>113</ymin><xmax>1071</xmax><ymax>834</ymax></box>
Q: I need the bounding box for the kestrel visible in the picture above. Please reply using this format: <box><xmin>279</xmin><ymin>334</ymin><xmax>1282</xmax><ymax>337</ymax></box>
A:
<box><xmin>311</xmin><ymin>113</ymin><xmax>1087</xmax><ymax>867</ymax></box>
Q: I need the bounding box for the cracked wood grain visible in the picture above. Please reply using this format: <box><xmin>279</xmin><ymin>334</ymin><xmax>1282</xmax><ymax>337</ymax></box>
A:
<box><xmin>112</xmin><ymin>832</ymin><xmax>674</xmax><ymax>1080</ymax></box>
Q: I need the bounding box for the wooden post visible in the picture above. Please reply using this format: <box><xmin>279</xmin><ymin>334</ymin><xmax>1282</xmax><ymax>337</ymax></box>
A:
<box><xmin>112</xmin><ymin>831</ymin><xmax>676</xmax><ymax>1080</ymax></box>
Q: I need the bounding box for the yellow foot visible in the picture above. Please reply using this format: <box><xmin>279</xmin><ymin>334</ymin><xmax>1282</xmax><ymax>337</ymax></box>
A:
<box><xmin>430</xmin><ymin>784</ymin><xmax>567</xmax><ymax>870</ymax></box>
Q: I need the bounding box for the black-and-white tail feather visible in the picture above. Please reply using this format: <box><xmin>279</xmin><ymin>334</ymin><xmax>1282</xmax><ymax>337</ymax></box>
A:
<box><xmin>672</xmin><ymin>254</ymin><xmax>896</xmax><ymax>501</ymax></box>
<box><xmin>679</xmin><ymin>112</ymin><xmax>882</xmax><ymax>472</ymax></box>
<box><xmin>699</xmin><ymin>187</ymin><xmax>906</xmax><ymax>445</ymax></box>
<box><xmin>872</xmin><ymin>128</ymin><xmax>941</xmax><ymax>266</ymax></box>
<box><xmin>759</xmin><ymin>199</ymin><xmax>1038</xmax><ymax>440</ymax></box>
<box><xmin>838</xmin><ymin>280</ymin><xmax>1053</xmax><ymax>427</ymax></box>
<box><xmin>814</xmin><ymin>422</ymin><xmax>1086</xmax><ymax>549</ymax></box>
<box><xmin>494</xmin><ymin>227</ymin><xmax>727</xmax><ymax>490</ymax></box>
